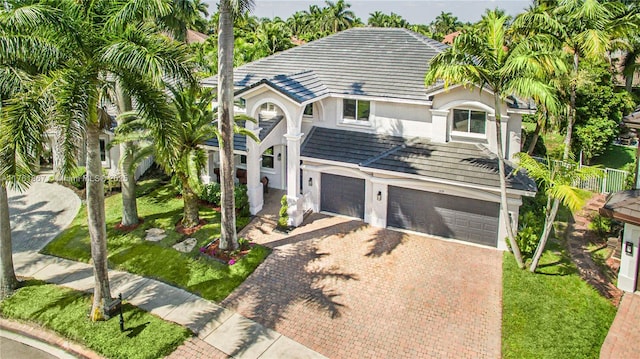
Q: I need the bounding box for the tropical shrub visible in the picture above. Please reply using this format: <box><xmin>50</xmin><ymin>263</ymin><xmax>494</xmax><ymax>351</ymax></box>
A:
<box><xmin>200</xmin><ymin>182</ymin><xmax>222</xmax><ymax>205</ymax></box>
<box><xmin>277</xmin><ymin>194</ymin><xmax>288</xmax><ymax>228</ymax></box>
<box><xmin>234</xmin><ymin>185</ymin><xmax>250</xmax><ymax>217</ymax></box>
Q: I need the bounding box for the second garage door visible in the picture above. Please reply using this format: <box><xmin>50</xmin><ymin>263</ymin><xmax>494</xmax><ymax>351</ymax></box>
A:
<box><xmin>320</xmin><ymin>174</ymin><xmax>365</xmax><ymax>219</ymax></box>
<box><xmin>387</xmin><ymin>186</ymin><xmax>499</xmax><ymax>247</ymax></box>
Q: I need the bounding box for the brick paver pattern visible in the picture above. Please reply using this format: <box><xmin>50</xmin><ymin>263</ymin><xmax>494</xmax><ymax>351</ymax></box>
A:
<box><xmin>600</xmin><ymin>293</ymin><xmax>640</xmax><ymax>359</ymax></box>
<box><xmin>226</xmin><ymin>211</ymin><xmax>503</xmax><ymax>359</ymax></box>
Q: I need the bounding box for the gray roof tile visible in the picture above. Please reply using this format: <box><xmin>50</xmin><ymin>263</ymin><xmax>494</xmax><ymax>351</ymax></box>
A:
<box><xmin>301</xmin><ymin>127</ymin><xmax>536</xmax><ymax>192</ymax></box>
<box><xmin>204</xmin><ymin>115</ymin><xmax>284</xmax><ymax>151</ymax></box>
<box><xmin>202</xmin><ymin>28</ymin><xmax>448</xmax><ymax>101</ymax></box>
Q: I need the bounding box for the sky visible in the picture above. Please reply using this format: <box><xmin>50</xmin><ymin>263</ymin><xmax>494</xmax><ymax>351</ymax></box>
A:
<box><xmin>203</xmin><ymin>1</ymin><xmax>532</xmax><ymax>24</ymax></box>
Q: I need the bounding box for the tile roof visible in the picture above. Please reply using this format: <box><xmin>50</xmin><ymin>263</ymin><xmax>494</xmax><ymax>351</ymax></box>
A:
<box><xmin>202</xmin><ymin>27</ymin><xmax>449</xmax><ymax>102</ymax></box>
<box><xmin>301</xmin><ymin>127</ymin><xmax>536</xmax><ymax>192</ymax></box>
<box><xmin>204</xmin><ymin>115</ymin><xmax>284</xmax><ymax>152</ymax></box>
<box><xmin>236</xmin><ymin>70</ymin><xmax>329</xmax><ymax>103</ymax></box>
<box><xmin>600</xmin><ymin>189</ymin><xmax>640</xmax><ymax>226</ymax></box>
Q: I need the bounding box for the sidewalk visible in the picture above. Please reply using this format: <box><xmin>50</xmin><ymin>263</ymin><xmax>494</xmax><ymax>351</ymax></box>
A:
<box><xmin>8</xmin><ymin>182</ymin><xmax>325</xmax><ymax>359</ymax></box>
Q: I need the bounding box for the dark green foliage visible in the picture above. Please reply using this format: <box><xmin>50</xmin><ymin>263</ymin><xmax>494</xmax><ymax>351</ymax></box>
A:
<box><xmin>234</xmin><ymin>184</ymin><xmax>250</xmax><ymax>217</ymax></box>
<box><xmin>277</xmin><ymin>194</ymin><xmax>288</xmax><ymax>228</ymax></box>
<box><xmin>588</xmin><ymin>214</ymin><xmax>613</xmax><ymax>240</ymax></box>
<box><xmin>574</xmin><ymin>61</ymin><xmax>636</xmax><ymax>163</ymax></box>
<box><xmin>0</xmin><ymin>281</ymin><xmax>190</xmax><ymax>359</ymax></box>
<box><xmin>521</xmin><ymin>122</ymin><xmax>547</xmax><ymax>157</ymax></box>
<box><xmin>200</xmin><ymin>182</ymin><xmax>221</xmax><ymax>205</ymax></box>
<box><xmin>514</xmin><ymin>193</ymin><xmax>546</xmax><ymax>258</ymax></box>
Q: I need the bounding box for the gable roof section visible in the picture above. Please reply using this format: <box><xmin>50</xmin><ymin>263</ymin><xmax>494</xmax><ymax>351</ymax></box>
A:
<box><xmin>236</xmin><ymin>70</ymin><xmax>329</xmax><ymax>103</ymax></box>
<box><xmin>301</xmin><ymin>127</ymin><xmax>536</xmax><ymax>192</ymax></box>
<box><xmin>202</xmin><ymin>27</ymin><xmax>448</xmax><ymax>102</ymax></box>
<box><xmin>204</xmin><ymin>115</ymin><xmax>284</xmax><ymax>152</ymax></box>
<box><xmin>600</xmin><ymin>189</ymin><xmax>640</xmax><ymax>226</ymax></box>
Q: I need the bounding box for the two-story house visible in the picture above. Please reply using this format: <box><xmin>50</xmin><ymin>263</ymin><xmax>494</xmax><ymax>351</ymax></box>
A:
<box><xmin>201</xmin><ymin>27</ymin><xmax>536</xmax><ymax>249</ymax></box>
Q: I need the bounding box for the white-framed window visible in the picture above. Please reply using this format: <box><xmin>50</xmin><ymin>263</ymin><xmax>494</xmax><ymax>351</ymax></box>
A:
<box><xmin>234</xmin><ymin>98</ymin><xmax>246</xmax><ymax>109</ymax></box>
<box><xmin>260</xmin><ymin>102</ymin><xmax>277</xmax><ymax>115</ymax></box>
<box><xmin>262</xmin><ymin>147</ymin><xmax>275</xmax><ymax>169</ymax></box>
<box><xmin>343</xmin><ymin>99</ymin><xmax>370</xmax><ymax>121</ymax></box>
<box><xmin>239</xmin><ymin>155</ymin><xmax>247</xmax><ymax>164</ymax></box>
<box><xmin>452</xmin><ymin>109</ymin><xmax>486</xmax><ymax>135</ymax></box>
<box><xmin>303</xmin><ymin>103</ymin><xmax>313</xmax><ymax>117</ymax></box>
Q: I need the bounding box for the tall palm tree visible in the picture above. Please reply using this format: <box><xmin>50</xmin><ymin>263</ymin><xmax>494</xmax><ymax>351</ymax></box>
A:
<box><xmin>165</xmin><ymin>85</ymin><xmax>215</xmax><ymax>228</ymax></box>
<box><xmin>322</xmin><ymin>0</ymin><xmax>357</xmax><ymax>33</ymax></box>
<box><xmin>516</xmin><ymin>153</ymin><xmax>599</xmax><ymax>272</ymax></box>
<box><xmin>0</xmin><ymin>0</ymin><xmax>192</xmax><ymax>320</ymax></box>
<box><xmin>429</xmin><ymin>11</ymin><xmax>462</xmax><ymax>39</ymax></box>
<box><xmin>425</xmin><ymin>10</ymin><xmax>562</xmax><ymax>269</ymax></box>
<box><xmin>162</xmin><ymin>0</ymin><xmax>210</xmax><ymax>41</ymax></box>
<box><xmin>218</xmin><ymin>0</ymin><xmax>254</xmax><ymax>252</ymax></box>
<box><xmin>514</xmin><ymin>0</ymin><xmax>629</xmax><ymax>161</ymax></box>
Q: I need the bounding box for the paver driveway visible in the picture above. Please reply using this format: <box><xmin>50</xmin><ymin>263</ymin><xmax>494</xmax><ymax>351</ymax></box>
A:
<box><xmin>225</xmin><ymin>212</ymin><xmax>503</xmax><ymax>358</ymax></box>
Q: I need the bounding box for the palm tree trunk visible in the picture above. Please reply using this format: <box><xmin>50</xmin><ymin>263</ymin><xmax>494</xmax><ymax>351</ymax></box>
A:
<box><xmin>86</xmin><ymin>121</ymin><xmax>112</xmax><ymax>321</ymax></box>
<box><xmin>626</xmin><ymin>74</ymin><xmax>633</xmax><ymax>93</ymax></box>
<box><xmin>529</xmin><ymin>197</ymin><xmax>560</xmax><ymax>272</ymax></box>
<box><xmin>218</xmin><ymin>0</ymin><xmax>238</xmax><ymax>252</ymax></box>
<box><xmin>0</xmin><ymin>183</ymin><xmax>19</xmax><ymax>299</ymax></box>
<box><xmin>526</xmin><ymin>119</ymin><xmax>542</xmax><ymax>155</ymax></box>
<box><xmin>494</xmin><ymin>96</ymin><xmax>525</xmax><ymax>269</ymax></box>
<box><xmin>115</xmin><ymin>84</ymin><xmax>139</xmax><ymax>227</ymax></box>
<box><xmin>181</xmin><ymin>179</ymin><xmax>200</xmax><ymax>228</ymax></box>
<box><xmin>563</xmin><ymin>52</ymin><xmax>579</xmax><ymax>161</ymax></box>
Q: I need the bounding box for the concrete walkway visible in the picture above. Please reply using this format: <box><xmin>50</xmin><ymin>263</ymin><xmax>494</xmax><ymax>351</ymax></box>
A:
<box><xmin>7</xmin><ymin>182</ymin><xmax>325</xmax><ymax>359</ymax></box>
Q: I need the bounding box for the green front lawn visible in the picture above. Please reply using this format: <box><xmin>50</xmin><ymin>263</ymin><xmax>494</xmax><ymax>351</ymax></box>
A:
<box><xmin>0</xmin><ymin>281</ymin><xmax>190</xmax><ymax>359</ymax></box>
<box><xmin>42</xmin><ymin>177</ymin><xmax>269</xmax><ymax>302</ymax></box>
<box><xmin>502</xmin><ymin>239</ymin><xmax>617</xmax><ymax>358</ymax></box>
<box><xmin>591</xmin><ymin>144</ymin><xmax>636</xmax><ymax>170</ymax></box>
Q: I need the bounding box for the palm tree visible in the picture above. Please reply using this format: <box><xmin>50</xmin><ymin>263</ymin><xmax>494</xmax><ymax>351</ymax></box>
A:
<box><xmin>429</xmin><ymin>11</ymin><xmax>462</xmax><ymax>39</ymax></box>
<box><xmin>368</xmin><ymin>11</ymin><xmax>387</xmax><ymax>27</ymax></box>
<box><xmin>218</xmin><ymin>0</ymin><xmax>254</xmax><ymax>252</ymax></box>
<box><xmin>0</xmin><ymin>0</ymin><xmax>192</xmax><ymax>320</ymax></box>
<box><xmin>321</xmin><ymin>0</ymin><xmax>358</xmax><ymax>33</ymax></box>
<box><xmin>513</xmin><ymin>0</ymin><xmax>629</xmax><ymax>161</ymax></box>
<box><xmin>162</xmin><ymin>0</ymin><xmax>210</xmax><ymax>41</ymax></box>
<box><xmin>256</xmin><ymin>21</ymin><xmax>294</xmax><ymax>55</ymax></box>
<box><xmin>425</xmin><ymin>10</ymin><xmax>562</xmax><ymax>269</ymax></box>
<box><xmin>516</xmin><ymin>153</ymin><xmax>599</xmax><ymax>272</ymax></box>
<box><xmin>165</xmin><ymin>85</ymin><xmax>215</xmax><ymax>228</ymax></box>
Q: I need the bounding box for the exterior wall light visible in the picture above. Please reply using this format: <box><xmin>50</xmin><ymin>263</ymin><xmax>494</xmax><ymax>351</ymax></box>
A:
<box><xmin>277</xmin><ymin>153</ymin><xmax>282</xmax><ymax>161</ymax></box>
<box><xmin>625</xmin><ymin>241</ymin><xmax>634</xmax><ymax>256</ymax></box>
<box><xmin>377</xmin><ymin>191</ymin><xmax>382</xmax><ymax>201</ymax></box>
<box><xmin>308</xmin><ymin>178</ymin><xmax>313</xmax><ymax>186</ymax></box>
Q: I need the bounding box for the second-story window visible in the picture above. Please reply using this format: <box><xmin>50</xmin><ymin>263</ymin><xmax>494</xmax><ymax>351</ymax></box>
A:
<box><xmin>453</xmin><ymin>109</ymin><xmax>486</xmax><ymax>134</ymax></box>
<box><xmin>304</xmin><ymin>103</ymin><xmax>313</xmax><ymax>117</ymax></box>
<box><xmin>343</xmin><ymin>99</ymin><xmax>370</xmax><ymax>121</ymax></box>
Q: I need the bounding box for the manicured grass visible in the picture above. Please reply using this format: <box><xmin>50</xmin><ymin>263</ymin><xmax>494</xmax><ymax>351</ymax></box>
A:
<box><xmin>0</xmin><ymin>281</ymin><xmax>190</xmax><ymax>359</ymax></box>
<box><xmin>502</xmin><ymin>239</ymin><xmax>617</xmax><ymax>358</ymax></box>
<box><xmin>591</xmin><ymin>144</ymin><xmax>636</xmax><ymax>170</ymax></box>
<box><xmin>42</xmin><ymin>177</ymin><xmax>269</xmax><ymax>302</ymax></box>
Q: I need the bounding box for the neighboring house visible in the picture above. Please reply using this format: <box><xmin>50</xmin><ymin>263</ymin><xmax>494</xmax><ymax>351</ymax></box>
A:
<box><xmin>600</xmin><ymin>107</ymin><xmax>640</xmax><ymax>293</ymax></box>
<box><xmin>201</xmin><ymin>27</ymin><xmax>536</xmax><ymax>249</ymax></box>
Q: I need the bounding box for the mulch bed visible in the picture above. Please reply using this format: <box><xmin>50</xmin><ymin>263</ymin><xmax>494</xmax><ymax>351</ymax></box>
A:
<box><xmin>175</xmin><ymin>219</ymin><xmax>207</xmax><ymax>235</ymax></box>
<box><xmin>199</xmin><ymin>238</ymin><xmax>253</xmax><ymax>265</ymax></box>
<box><xmin>114</xmin><ymin>218</ymin><xmax>145</xmax><ymax>232</ymax></box>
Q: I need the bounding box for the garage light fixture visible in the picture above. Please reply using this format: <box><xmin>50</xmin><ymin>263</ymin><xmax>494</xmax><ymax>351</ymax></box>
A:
<box><xmin>308</xmin><ymin>178</ymin><xmax>313</xmax><ymax>186</ymax></box>
<box><xmin>377</xmin><ymin>191</ymin><xmax>382</xmax><ymax>201</ymax></box>
<box><xmin>277</xmin><ymin>153</ymin><xmax>281</xmax><ymax>161</ymax></box>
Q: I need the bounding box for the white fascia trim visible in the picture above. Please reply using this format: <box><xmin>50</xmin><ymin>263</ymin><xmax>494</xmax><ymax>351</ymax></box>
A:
<box><xmin>330</xmin><ymin>93</ymin><xmax>432</xmax><ymax>106</ymax></box>
<box><xmin>201</xmin><ymin>145</ymin><xmax>247</xmax><ymax>155</ymax></box>
<box><xmin>301</xmin><ymin>157</ymin><xmax>362</xmax><ymax>170</ymax></box>
<box><xmin>234</xmin><ymin>83</ymin><xmax>301</xmax><ymax>106</ymax></box>
<box><xmin>362</xmin><ymin>166</ymin><xmax>535</xmax><ymax>198</ymax></box>
<box><xmin>426</xmin><ymin>84</ymin><xmax>515</xmax><ymax>105</ymax></box>
<box><xmin>507</xmin><ymin>108</ymin><xmax>536</xmax><ymax>115</ymax></box>
<box><xmin>300</xmin><ymin>94</ymin><xmax>331</xmax><ymax>107</ymax></box>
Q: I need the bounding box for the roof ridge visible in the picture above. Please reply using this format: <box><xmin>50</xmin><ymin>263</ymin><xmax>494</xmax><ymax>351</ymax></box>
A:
<box><xmin>399</xmin><ymin>28</ymin><xmax>449</xmax><ymax>54</ymax></box>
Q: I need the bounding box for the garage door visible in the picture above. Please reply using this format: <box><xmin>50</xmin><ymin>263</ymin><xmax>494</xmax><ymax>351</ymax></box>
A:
<box><xmin>321</xmin><ymin>174</ymin><xmax>365</xmax><ymax>219</ymax></box>
<box><xmin>387</xmin><ymin>186</ymin><xmax>499</xmax><ymax>247</ymax></box>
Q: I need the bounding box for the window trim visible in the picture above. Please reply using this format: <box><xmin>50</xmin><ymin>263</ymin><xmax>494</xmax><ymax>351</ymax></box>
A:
<box><xmin>340</xmin><ymin>99</ymin><xmax>373</xmax><ymax>127</ymax></box>
<box><xmin>261</xmin><ymin>146</ymin><xmax>275</xmax><ymax>170</ymax></box>
<box><xmin>342</xmin><ymin>99</ymin><xmax>371</xmax><ymax>122</ymax></box>
<box><xmin>451</xmin><ymin>108</ymin><xmax>487</xmax><ymax>138</ymax></box>
<box><xmin>303</xmin><ymin>103</ymin><xmax>314</xmax><ymax>118</ymax></box>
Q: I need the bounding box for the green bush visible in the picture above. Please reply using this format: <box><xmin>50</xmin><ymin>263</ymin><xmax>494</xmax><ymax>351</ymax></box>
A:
<box><xmin>200</xmin><ymin>182</ymin><xmax>221</xmax><ymax>205</ymax></box>
<box><xmin>589</xmin><ymin>214</ymin><xmax>612</xmax><ymax>239</ymax></box>
<box><xmin>516</xmin><ymin>211</ymin><xmax>543</xmax><ymax>258</ymax></box>
<box><xmin>278</xmin><ymin>194</ymin><xmax>288</xmax><ymax>228</ymax></box>
<box><xmin>235</xmin><ymin>185</ymin><xmax>250</xmax><ymax>217</ymax></box>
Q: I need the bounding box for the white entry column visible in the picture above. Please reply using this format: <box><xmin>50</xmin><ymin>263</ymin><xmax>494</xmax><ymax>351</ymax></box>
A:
<box><xmin>246</xmin><ymin>129</ymin><xmax>263</xmax><ymax>215</ymax></box>
<box><xmin>285</xmin><ymin>133</ymin><xmax>304</xmax><ymax>226</ymax></box>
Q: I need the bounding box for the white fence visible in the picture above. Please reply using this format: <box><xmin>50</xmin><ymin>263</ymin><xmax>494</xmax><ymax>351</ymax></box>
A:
<box><xmin>531</xmin><ymin>156</ymin><xmax>629</xmax><ymax>194</ymax></box>
<box><xmin>134</xmin><ymin>156</ymin><xmax>155</xmax><ymax>180</ymax></box>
